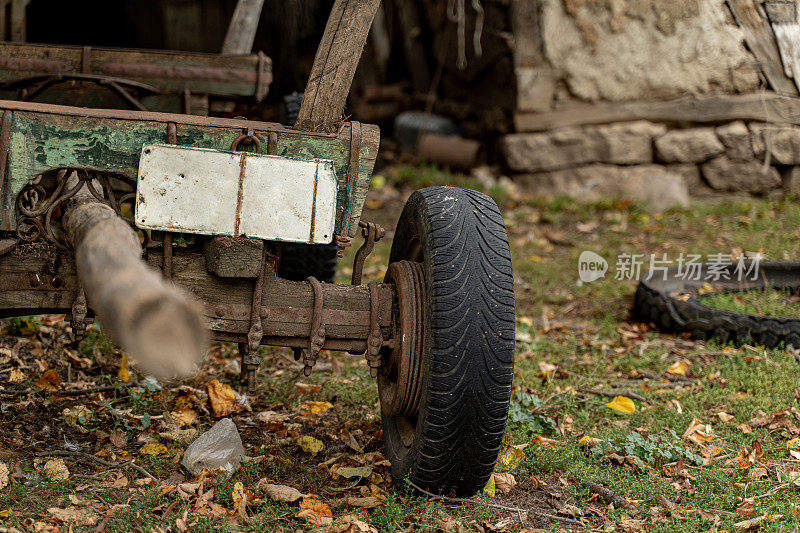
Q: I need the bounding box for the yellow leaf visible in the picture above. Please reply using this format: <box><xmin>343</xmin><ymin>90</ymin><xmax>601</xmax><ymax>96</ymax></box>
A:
<box><xmin>0</xmin><ymin>509</ymin><xmax>10</xmax><ymax>517</ymax></box>
<box><xmin>8</xmin><ymin>367</ymin><xmax>24</xmax><ymax>383</ymax></box>
<box><xmin>483</xmin><ymin>474</ymin><xmax>496</xmax><ymax>497</ymax></box>
<box><xmin>300</xmin><ymin>401</ymin><xmax>333</xmax><ymax>416</ymax></box>
<box><xmin>697</xmin><ymin>283</ymin><xmax>716</xmax><ymax>295</ymax></box>
<box><xmin>36</xmin><ymin>369</ymin><xmax>61</xmax><ymax>391</ymax></box>
<box><xmin>118</xmin><ymin>354</ymin><xmax>131</xmax><ymax>383</ymax></box>
<box><xmin>666</xmin><ymin>360</ymin><xmax>689</xmax><ymax>376</ymax></box>
<box><xmin>139</xmin><ymin>443</ymin><xmax>167</xmax><ymax>456</ymax></box>
<box><xmin>205</xmin><ymin>380</ymin><xmax>242</xmax><ymax>418</ymax></box>
<box><xmin>232</xmin><ymin>481</ymin><xmax>246</xmax><ymax>507</ymax></box>
<box><xmin>497</xmin><ymin>447</ymin><xmax>524</xmax><ymax>469</ymax></box>
<box><xmin>787</xmin><ymin>438</ymin><xmax>800</xmax><ymax>451</ymax></box>
<box><xmin>606</xmin><ymin>396</ymin><xmax>635</xmax><ymax>414</ymax></box>
<box><xmin>297</xmin><ymin>436</ymin><xmax>324</xmax><ymax>455</ymax></box>
<box><xmin>702</xmin><ymin>445</ymin><xmax>724</xmax><ymax>458</ymax></box>
<box><xmin>42</xmin><ymin>458</ymin><xmax>70</xmax><ymax>481</ymax></box>
<box><xmin>579</xmin><ymin>435</ymin><xmax>601</xmax><ymax>448</ymax></box>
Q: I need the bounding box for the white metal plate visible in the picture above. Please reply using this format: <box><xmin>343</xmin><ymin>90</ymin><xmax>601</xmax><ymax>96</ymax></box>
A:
<box><xmin>135</xmin><ymin>144</ymin><xmax>337</xmax><ymax>244</ymax></box>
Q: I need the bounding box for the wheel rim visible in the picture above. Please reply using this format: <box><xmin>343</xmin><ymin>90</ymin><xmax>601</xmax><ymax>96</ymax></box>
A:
<box><xmin>379</xmin><ymin>260</ymin><xmax>426</xmax><ymax>425</ymax></box>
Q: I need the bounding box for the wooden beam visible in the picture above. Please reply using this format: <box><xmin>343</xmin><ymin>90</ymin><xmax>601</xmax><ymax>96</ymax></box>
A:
<box><xmin>727</xmin><ymin>0</ymin><xmax>798</xmax><ymax>96</ymax></box>
<box><xmin>63</xmin><ymin>176</ymin><xmax>208</xmax><ymax>379</ymax></box>
<box><xmin>514</xmin><ymin>92</ymin><xmax>800</xmax><ymax>132</ymax></box>
<box><xmin>764</xmin><ymin>0</ymin><xmax>800</xmax><ymax>92</ymax></box>
<box><xmin>294</xmin><ymin>0</ymin><xmax>382</xmax><ymax>132</ymax></box>
<box><xmin>221</xmin><ymin>0</ymin><xmax>266</xmax><ymax>55</ymax></box>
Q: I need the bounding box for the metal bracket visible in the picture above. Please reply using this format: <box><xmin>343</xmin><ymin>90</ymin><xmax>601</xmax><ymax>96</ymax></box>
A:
<box><xmin>365</xmin><ymin>282</ymin><xmax>382</xmax><ymax>378</ymax></box>
<box><xmin>69</xmin><ymin>286</ymin><xmax>88</xmax><ymax>343</ymax></box>
<box><xmin>351</xmin><ymin>221</ymin><xmax>385</xmax><ymax>285</ymax></box>
<box><xmin>241</xmin><ymin>243</ymin><xmax>269</xmax><ymax>392</ymax></box>
<box><xmin>301</xmin><ymin>276</ymin><xmax>326</xmax><ymax>376</ymax></box>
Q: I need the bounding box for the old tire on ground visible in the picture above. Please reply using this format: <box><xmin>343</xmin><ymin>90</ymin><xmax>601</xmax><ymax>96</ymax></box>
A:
<box><xmin>379</xmin><ymin>187</ymin><xmax>516</xmax><ymax>496</ymax></box>
<box><xmin>633</xmin><ymin>261</ymin><xmax>800</xmax><ymax>348</ymax></box>
<box><xmin>276</xmin><ymin>91</ymin><xmax>339</xmax><ymax>283</ymax></box>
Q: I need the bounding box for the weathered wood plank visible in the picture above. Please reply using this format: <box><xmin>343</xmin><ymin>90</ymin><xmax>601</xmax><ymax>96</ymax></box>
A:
<box><xmin>0</xmin><ymin>42</ymin><xmax>272</xmax><ymax>99</ymax></box>
<box><xmin>295</xmin><ymin>0</ymin><xmax>383</xmax><ymax>132</ymax></box>
<box><xmin>221</xmin><ymin>0</ymin><xmax>266</xmax><ymax>55</ymax></box>
<box><xmin>514</xmin><ymin>92</ymin><xmax>800</xmax><ymax>132</ymax></box>
<box><xmin>765</xmin><ymin>0</ymin><xmax>800</xmax><ymax>92</ymax></box>
<box><xmin>0</xmin><ymin>100</ymin><xmax>379</xmax><ymax>238</ymax></box>
<box><xmin>727</xmin><ymin>0</ymin><xmax>798</xmax><ymax>96</ymax></box>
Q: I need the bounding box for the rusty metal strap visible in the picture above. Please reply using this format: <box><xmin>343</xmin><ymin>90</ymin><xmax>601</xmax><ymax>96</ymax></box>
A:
<box><xmin>0</xmin><ymin>110</ymin><xmax>13</xmax><ymax>230</ymax></box>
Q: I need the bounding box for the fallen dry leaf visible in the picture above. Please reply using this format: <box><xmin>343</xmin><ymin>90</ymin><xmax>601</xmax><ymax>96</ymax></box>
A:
<box><xmin>48</xmin><ymin>506</ymin><xmax>96</xmax><ymax>526</ymax></box>
<box><xmin>297</xmin><ymin>435</ymin><xmax>324</xmax><ymax>455</ymax></box>
<box><xmin>737</xmin><ymin>499</ymin><xmax>757</xmax><ymax>517</ymax></box>
<box><xmin>171</xmin><ymin>408</ymin><xmax>198</xmax><ymax>427</ymax></box>
<box><xmin>497</xmin><ymin>446</ymin><xmax>525</xmax><ymax>469</ymax></box>
<box><xmin>0</xmin><ymin>462</ymin><xmax>8</xmax><ymax>490</ymax></box>
<box><xmin>62</xmin><ymin>405</ymin><xmax>93</xmax><ymax>427</ymax></box>
<box><xmin>606</xmin><ymin>396</ymin><xmax>635</xmax><ymax>414</ymax></box>
<box><xmin>483</xmin><ymin>474</ymin><xmax>496</xmax><ymax>497</ymax></box>
<box><xmin>347</xmin><ymin>496</ymin><xmax>382</xmax><ymax>509</ymax></box>
<box><xmin>296</xmin><ymin>497</ymin><xmax>333</xmax><ymax>526</ymax></box>
<box><xmin>494</xmin><ymin>472</ymin><xmax>517</xmax><ymax>494</ymax></box>
<box><xmin>139</xmin><ymin>443</ymin><xmax>168</xmax><ymax>456</ymax></box>
<box><xmin>295</xmin><ymin>382</ymin><xmax>322</xmax><ymax>394</ymax></box>
<box><xmin>8</xmin><ymin>367</ymin><xmax>24</xmax><ymax>383</ymax></box>
<box><xmin>702</xmin><ymin>445</ymin><xmax>724</xmax><ymax>458</ymax></box>
<box><xmin>232</xmin><ymin>481</ymin><xmax>246</xmax><ymax>507</ymax></box>
<box><xmin>206</xmin><ymin>379</ymin><xmax>242</xmax><ymax>417</ymax></box>
<box><xmin>666</xmin><ymin>360</ymin><xmax>689</xmax><ymax>376</ymax></box>
<box><xmin>716</xmin><ymin>412</ymin><xmax>735</xmax><ymax>423</ymax></box>
<box><xmin>334</xmin><ymin>514</ymin><xmax>378</xmax><ymax>533</ymax></box>
<box><xmin>42</xmin><ymin>458</ymin><xmax>70</xmax><ymax>481</ymax></box>
<box><xmin>36</xmin><ymin>369</ymin><xmax>60</xmax><ymax>391</ymax></box>
<box><xmin>300</xmin><ymin>401</ymin><xmax>333</xmax><ymax>416</ymax></box>
<box><xmin>683</xmin><ymin>417</ymin><xmax>713</xmax><ymax>445</ymax></box>
<box><xmin>259</xmin><ymin>482</ymin><xmax>303</xmax><ymax>502</ymax></box>
<box><xmin>118</xmin><ymin>354</ymin><xmax>131</xmax><ymax>383</ymax></box>
<box><xmin>334</xmin><ymin>465</ymin><xmax>373</xmax><ymax>479</ymax></box>
<box><xmin>579</xmin><ymin>436</ymin><xmax>602</xmax><ymax>448</ymax></box>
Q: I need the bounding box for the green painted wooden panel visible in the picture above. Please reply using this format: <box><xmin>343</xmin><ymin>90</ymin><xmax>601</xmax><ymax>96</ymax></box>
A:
<box><xmin>0</xmin><ymin>107</ymin><xmax>379</xmax><ymax>240</ymax></box>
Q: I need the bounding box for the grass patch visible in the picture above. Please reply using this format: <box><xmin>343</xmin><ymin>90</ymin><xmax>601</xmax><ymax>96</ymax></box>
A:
<box><xmin>700</xmin><ymin>289</ymin><xmax>800</xmax><ymax>317</ymax></box>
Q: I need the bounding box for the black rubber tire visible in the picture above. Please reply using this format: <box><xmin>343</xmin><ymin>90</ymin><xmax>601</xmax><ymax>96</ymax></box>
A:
<box><xmin>282</xmin><ymin>92</ymin><xmax>303</xmax><ymax>127</ymax></box>
<box><xmin>633</xmin><ymin>261</ymin><xmax>800</xmax><ymax>348</ymax></box>
<box><xmin>278</xmin><ymin>243</ymin><xmax>339</xmax><ymax>283</ymax></box>
<box><xmin>276</xmin><ymin>91</ymin><xmax>340</xmax><ymax>283</ymax></box>
<box><xmin>381</xmin><ymin>187</ymin><xmax>516</xmax><ymax>496</ymax></box>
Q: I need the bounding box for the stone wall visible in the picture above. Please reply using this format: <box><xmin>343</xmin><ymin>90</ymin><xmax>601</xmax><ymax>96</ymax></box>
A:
<box><xmin>502</xmin><ymin>120</ymin><xmax>798</xmax><ymax>210</ymax></box>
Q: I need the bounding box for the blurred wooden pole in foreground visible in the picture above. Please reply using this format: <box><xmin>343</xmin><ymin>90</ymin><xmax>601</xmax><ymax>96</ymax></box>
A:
<box><xmin>63</xmin><ymin>174</ymin><xmax>208</xmax><ymax>379</ymax></box>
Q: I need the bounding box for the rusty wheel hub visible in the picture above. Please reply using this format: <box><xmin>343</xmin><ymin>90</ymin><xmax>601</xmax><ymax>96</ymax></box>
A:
<box><xmin>379</xmin><ymin>260</ymin><xmax>426</xmax><ymax>418</ymax></box>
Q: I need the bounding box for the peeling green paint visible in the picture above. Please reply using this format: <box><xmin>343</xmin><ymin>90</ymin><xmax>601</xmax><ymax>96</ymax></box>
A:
<box><xmin>0</xmin><ymin>110</ymin><xmax>379</xmax><ymax>238</ymax></box>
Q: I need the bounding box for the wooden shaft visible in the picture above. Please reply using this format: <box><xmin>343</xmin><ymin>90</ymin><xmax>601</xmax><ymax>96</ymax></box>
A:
<box><xmin>294</xmin><ymin>0</ymin><xmax>382</xmax><ymax>132</ymax></box>
<box><xmin>63</xmin><ymin>182</ymin><xmax>208</xmax><ymax>379</ymax></box>
<box><xmin>221</xmin><ymin>0</ymin><xmax>266</xmax><ymax>55</ymax></box>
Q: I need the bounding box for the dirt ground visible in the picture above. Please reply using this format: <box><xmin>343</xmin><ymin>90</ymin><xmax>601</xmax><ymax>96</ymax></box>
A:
<box><xmin>1</xmin><ymin>164</ymin><xmax>800</xmax><ymax>532</ymax></box>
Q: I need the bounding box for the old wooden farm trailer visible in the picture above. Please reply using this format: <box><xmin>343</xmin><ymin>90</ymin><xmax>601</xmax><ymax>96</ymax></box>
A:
<box><xmin>0</xmin><ymin>0</ymin><xmax>515</xmax><ymax>495</ymax></box>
